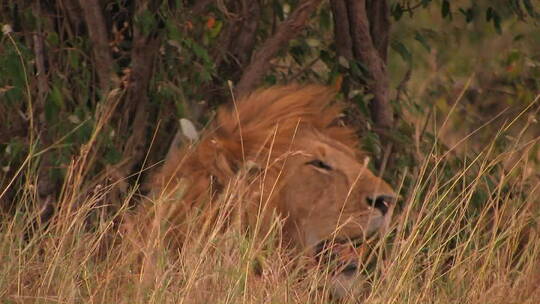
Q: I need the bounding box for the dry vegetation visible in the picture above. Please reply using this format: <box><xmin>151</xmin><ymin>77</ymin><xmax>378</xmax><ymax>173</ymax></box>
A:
<box><xmin>2</xmin><ymin>92</ymin><xmax>539</xmax><ymax>303</ymax></box>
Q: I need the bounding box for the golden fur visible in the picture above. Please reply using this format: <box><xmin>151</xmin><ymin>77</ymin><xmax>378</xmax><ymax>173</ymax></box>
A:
<box><xmin>143</xmin><ymin>84</ymin><xmax>396</xmax><ymax>251</ymax></box>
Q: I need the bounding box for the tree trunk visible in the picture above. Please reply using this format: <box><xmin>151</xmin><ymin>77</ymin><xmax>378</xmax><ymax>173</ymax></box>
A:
<box><xmin>331</xmin><ymin>0</ymin><xmax>393</xmax><ymax>131</ymax></box>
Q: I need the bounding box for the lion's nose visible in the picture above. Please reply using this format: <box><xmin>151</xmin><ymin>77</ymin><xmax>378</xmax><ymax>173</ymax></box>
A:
<box><xmin>366</xmin><ymin>194</ymin><xmax>396</xmax><ymax>215</ymax></box>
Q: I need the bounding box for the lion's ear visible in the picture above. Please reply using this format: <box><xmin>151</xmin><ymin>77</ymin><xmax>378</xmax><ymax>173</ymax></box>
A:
<box><xmin>179</xmin><ymin>118</ymin><xmax>199</xmax><ymax>141</ymax></box>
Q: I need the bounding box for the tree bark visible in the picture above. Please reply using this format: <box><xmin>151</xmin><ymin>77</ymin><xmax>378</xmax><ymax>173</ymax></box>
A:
<box><xmin>235</xmin><ymin>0</ymin><xmax>323</xmax><ymax>98</ymax></box>
<box><xmin>120</xmin><ymin>27</ymin><xmax>160</xmax><ymax>176</ymax></box>
<box><xmin>348</xmin><ymin>0</ymin><xmax>392</xmax><ymax>129</ymax></box>
<box><xmin>330</xmin><ymin>0</ymin><xmax>353</xmax><ymax>60</ymax></box>
<box><xmin>228</xmin><ymin>0</ymin><xmax>261</xmax><ymax>77</ymax></box>
<box><xmin>213</xmin><ymin>0</ymin><xmax>261</xmax><ymax>85</ymax></box>
<box><xmin>78</xmin><ymin>0</ymin><xmax>114</xmax><ymax>92</ymax></box>
<box><xmin>32</xmin><ymin>1</ymin><xmax>56</xmax><ymax>222</ymax></box>
<box><xmin>366</xmin><ymin>0</ymin><xmax>390</xmax><ymax>62</ymax></box>
<box><xmin>331</xmin><ymin>0</ymin><xmax>393</xmax><ymax>131</ymax></box>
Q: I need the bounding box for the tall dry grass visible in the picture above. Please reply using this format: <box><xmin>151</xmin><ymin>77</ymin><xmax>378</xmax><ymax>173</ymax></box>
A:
<box><xmin>2</xmin><ymin>94</ymin><xmax>540</xmax><ymax>304</ymax></box>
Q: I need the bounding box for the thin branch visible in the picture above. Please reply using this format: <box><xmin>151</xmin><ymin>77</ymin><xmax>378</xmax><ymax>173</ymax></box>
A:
<box><xmin>59</xmin><ymin>0</ymin><xmax>84</xmax><ymax>36</ymax></box>
<box><xmin>78</xmin><ymin>0</ymin><xmax>114</xmax><ymax>91</ymax></box>
<box><xmin>191</xmin><ymin>0</ymin><xmax>215</xmax><ymax>15</ymax></box>
<box><xmin>403</xmin><ymin>1</ymin><xmax>427</xmax><ymax>13</ymax></box>
<box><xmin>395</xmin><ymin>66</ymin><xmax>412</xmax><ymax>103</ymax></box>
<box><xmin>234</xmin><ymin>0</ymin><xmax>323</xmax><ymax>97</ymax></box>
<box><xmin>289</xmin><ymin>57</ymin><xmax>320</xmax><ymax>81</ymax></box>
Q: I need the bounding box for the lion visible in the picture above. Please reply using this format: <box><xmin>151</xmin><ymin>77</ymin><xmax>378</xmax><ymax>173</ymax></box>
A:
<box><xmin>131</xmin><ymin>84</ymin><xmax>397</xmax><ymax>298</ymax></box>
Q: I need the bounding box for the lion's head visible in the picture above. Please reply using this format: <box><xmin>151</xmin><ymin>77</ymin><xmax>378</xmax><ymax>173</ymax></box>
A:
<box><xmin>275</xmin><ymin>127</ymin><xmax>395</xmax><ymax>249</ymax></box>
<box><xmin>148</xmin><ymin>84</ymin><xmax>396</xmax><ymax>296</ymax></box>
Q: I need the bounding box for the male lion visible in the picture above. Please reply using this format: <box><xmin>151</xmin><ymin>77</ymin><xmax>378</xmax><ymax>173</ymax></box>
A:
<box><xmin>136</xmin><ymin>85</ymin><xmax>397</xmax><ymax>298</ymax></box>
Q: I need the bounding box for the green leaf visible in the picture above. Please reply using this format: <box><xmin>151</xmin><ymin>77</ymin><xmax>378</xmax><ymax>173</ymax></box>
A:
<box><xmin>459</xmin><ymin>7</ymin><xmax>475</xmax><ymax>23</ymax></box>
<box><xmin>486</xmin><ymin>7</ymin><xmax>502</xmax><ymax>34</ymax></box>
<box><xmin>441</xmin><ymin>0</ymin><xmax>451</xmax><ymax>19</ymax></box>
<box><xmin>290</xmin><ymin>44</ymin><xmax>307</xmax><ymax>64</ymax></box>
<box><xmin>45</xmin><ymin>95</ymin><xmax>60</xmax><ymax>125</ymax></box>
<box><xmin>4</xmin><ymin>47</ymin><xmax>26</xmax><ymax>92</ymax></box>
<box><xmin>49</xmin><ymin>85</ymin><xmax>64</xmax><ymax>108</ymax></box>
<box><xmin>104</xmin><ymin>147</ymin><xmax>122</xmax><ymax>164</ymax></box>
<box><xmin>76</xmin><ymin>120</ymin><xmax>93</xmax><ymax>143</ymax></box>
<box><xmin>319</xmin><ymin>8</ymin><xmax>331</xmax><ymax>30</ymax></box>
<box><xmin>209</xmin><ymin>20</ymin><xmax>223</xmax><ymax>38</ymax></box>
<box><xmin>136</xmin><ymin>10</ymin><xmax>157</xmax><ymax>35</ymax></box>
<box><xmin>492</xmin><ymin>10</ymin><xmax>502</xmax><ymax>34</ymax></box>
<box><xmin>507</xmin><ymin>50</ymin><xmax>521</xmax><ymax>64</ymax></box>
<box><xmin>319</xmin><ymin>50</ymin><xmax>333</xmax><ymax>67</ymax></box>
<box><xmin>264</xmin><ymin>74</ymin><xmax>277</xmax><ymax>85</ymax></box>
<box><xmin>273</xmin><ymin>0</ymin><xmax>284</xmax><ymax>21</ymax></box>
<box><xmin>349</xmin><ymin>60</ymin><xmax>367</xmax><ymax>79</ymax></box>
<box><xmin>353</xmin><ymin>94</ymin><xmax>371</xmax><ymax>117</ymax></box>
<box><xmin>414</xmin><ymin>31</ymin><xmax>431</xmax><ymax>51</ymax></box>
<box><xmin>392</xmin><ymin>4</ymin><xmax>403</xmax><ymax>21</ymax></box>
<box><xmin>523</xmin><ymin>0</ymin><xmax>540</xmax><ymax>19</ymax></box>
<box><xmin>68</xmin><ymin>50</ymin><xmax>80</xmax><ymax>69</ymax></box>
<box><xmin>391</xmin><ymin>40</ymin><xmax>412</xmax><ymax>64</ymax></box>
<box><xmin>183</xmin><ymin>38</ymin><xmax>213</xmax><ymax>69</ymax></box>
<box><xmin>47</xmin><ymin>32</ymin><xmax>59</xmax><ymax>47</ymax></box>
<box><xmin>421</xmin><ymin>0</ymin><xmax>432</xmax><ymax>7</ymax></box>
<box><xmin>166</xmin><ymin>21</ymin><xmax>182</xmax><ymax>42</ymax></box>
<box><xmin>486</xmin><ymin>7</ymin><xmax>493</xmax><ymax>21</ymax></box>
<box><xmin>513</xmin><ymin>34</ymin><xmax>524</xmax><ymax>41</ymax></box>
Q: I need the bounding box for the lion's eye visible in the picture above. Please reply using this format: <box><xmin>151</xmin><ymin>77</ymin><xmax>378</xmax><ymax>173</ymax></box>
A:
<box><xmin>306</xmin><ymin>159</ymin><xmax>332</xmax><ymax>170</ymax></box>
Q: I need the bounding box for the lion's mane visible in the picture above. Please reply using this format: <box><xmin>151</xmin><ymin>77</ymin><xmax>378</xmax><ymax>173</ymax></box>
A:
<box><xmin>151</xmin><ymin>85</ymin><xmax>360</xmax><ymax>208</ymax></box>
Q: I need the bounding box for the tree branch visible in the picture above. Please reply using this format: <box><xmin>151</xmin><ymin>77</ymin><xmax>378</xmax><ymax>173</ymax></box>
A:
<box><xmin>234</xmin><ymin>0</ymin><xmax>323</xmax><ymax>97</ymax></box>
<box><xmin>229</xmin><ymin>0</ymin><xmax>261</xmax><ymax>73</ymax></box>
<box><xmin>120</xmin><ymin>29</ymin><xmax>160</xmax><ymax>176</ymax></box>
<box><xmin>32</xmin><ymin>7</ymin><xmax>48</xmax><ymax>106</ymax></box>
<box><xmin>366</xmin><ymin>0</ymin><xmax>390</xmax><ymax>61</ymax></box>
<box><xmin>330</xmin><ymin>0</ymin><xmax>353</xmax><ymax>60</ymax></box>
<box><xmin>347</xmin><ymin>0</ymin><xmax>393</xmax><ymax>129</ymax></box>
<box><xmin>78</xmin><ymin>0</ymin><xmax>114</xmax><ymax>92</ymax></box>
<box><xmin>32</xmin><ymin>2</ymin><xmax>55</xmax><ymax>218</ymax></box>
<box><xmin>214</xmin><ymin>0</ymin><xmax>261</xmax><ymax>83</ymax></box>
<box><xmin>59</xmin><ymin>0</ymin><xmax>84</xmax><ymax>36</ymax></box>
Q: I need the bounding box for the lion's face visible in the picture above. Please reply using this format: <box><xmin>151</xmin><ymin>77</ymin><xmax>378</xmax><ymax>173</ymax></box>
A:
<box><xmin>276</xmin><ymin>128</ymin><xmax>396</xmax><ymax>252</ymax></box>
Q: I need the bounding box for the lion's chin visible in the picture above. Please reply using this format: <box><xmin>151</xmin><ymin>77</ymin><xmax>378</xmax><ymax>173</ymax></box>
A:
<box><xmin>312</xmin><ymin>238</ymin><xmax>365</xmax><ymax>300</ymax></box>
<box><xmin>329</xmin><ymin>265</ymin><xmax>365</xmax><ymax>300</ymax></box>
<box><xmin>318</xmin><ymin>238</ymin><xmax>372</xmax><ymax>301</ymax></box>
<box><xmin>312</xmin><ymin>217</ymin><xmax>387</xmax><ymax>300</ymax></box>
